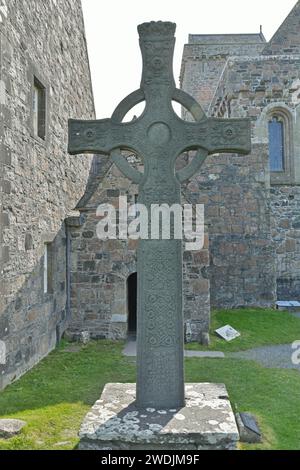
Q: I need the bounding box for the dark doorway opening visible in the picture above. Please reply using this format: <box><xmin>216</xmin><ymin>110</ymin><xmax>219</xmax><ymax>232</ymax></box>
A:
<box><xmin>127</xmin><ymin>273</ymin><xmax>137</xmax><ymax>336</ymax></box>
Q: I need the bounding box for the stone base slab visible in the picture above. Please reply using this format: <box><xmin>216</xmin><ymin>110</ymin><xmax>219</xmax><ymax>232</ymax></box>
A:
<box><xmin>79</xmin><ymin>383</ymin><xmax>239</xmax><ymax>450</ymax></box>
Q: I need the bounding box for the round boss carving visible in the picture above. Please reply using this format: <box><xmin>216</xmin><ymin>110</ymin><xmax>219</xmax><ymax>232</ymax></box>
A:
<box><xmin>151</xmin><ymin>56</ymin><xmax>164</xmax><ymax>71</ymax></box>
<box><xmin>85</xmin><ymin>129</ymin><xmax>95</xmax><ymax>140</ymax></box>
<box><xmin>223</xmin><ymin>125</ymin><xmax>236</xmax><ymax>140</ymax></box>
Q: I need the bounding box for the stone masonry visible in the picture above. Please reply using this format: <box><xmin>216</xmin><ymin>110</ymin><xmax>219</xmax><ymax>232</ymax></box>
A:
<box><xmin>67</xmin><ymin>2</ymin><xmax>300</xmax><ymax>342</ymax></box>
<box><xmin>180</xmin><ymin>1</ymin><xmax>300</xmax><ymax>307</ymax></box>
<box><xmin>67</xmin><ymin>154</ymin><xmax>210</xmax><ymax>343</ymax></box>
<box><xmin>1</xmin><ymin>1</ymin><xmax>300</xmax><ymax>389</ymax></box>
<box><xmin>78</xmin><ymin>383</ymin><xmax>239</xmax><ymax>450</ymax></box>
<box><xmin>0</xmin><ymin>0</ymin><xmax>95</xmax><ymax>389</ymax></box>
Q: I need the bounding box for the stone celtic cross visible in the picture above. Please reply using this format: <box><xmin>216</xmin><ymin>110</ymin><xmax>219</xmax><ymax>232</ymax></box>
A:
<box><xmin>68</xmin><ymin>22</ymin><xmax>251</xmax><ymax>409</ymax></box>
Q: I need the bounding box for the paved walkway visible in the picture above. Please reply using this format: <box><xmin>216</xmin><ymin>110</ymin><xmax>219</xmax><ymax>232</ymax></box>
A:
<box><xmin>228</xmin><ymin>343</ymin><xmax>300</xmax><ymax>371</ymax></box>
<box><xmin>123</xmin><ymin>341</ymin><xmax>225</xmax><ymax>358</ymax></box>
<box><xmin>123</xmin><ymin>340</ymin><xmax>300</xmax><ymax>371</ymax></box>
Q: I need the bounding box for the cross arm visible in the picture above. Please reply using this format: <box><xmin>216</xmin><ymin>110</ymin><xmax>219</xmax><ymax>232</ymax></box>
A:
<box><xmin>180</xmin><ymin>118</ymin><xmax>251</xmax><ymax>156</ymax></box>
<box><xmin>206</xmin><ymin>118</ymin><xmax>252</xmax><ymax>155</ymax></box>
<box><xmin>68</xmin><ymin>119</ymin><xmax>136</xmax><ymax>155</ymax></box>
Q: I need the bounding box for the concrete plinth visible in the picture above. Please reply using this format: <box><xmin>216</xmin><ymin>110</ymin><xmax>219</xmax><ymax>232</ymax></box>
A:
<box><xmin>79</xmin><ymin>383</ymin><xmax>239</xmax><ymax>450</ymax></box>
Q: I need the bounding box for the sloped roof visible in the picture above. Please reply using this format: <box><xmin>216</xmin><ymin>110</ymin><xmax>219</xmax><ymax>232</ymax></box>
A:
<box><xmin>76</xmin><ymin>155</ymin><xmax>112</xmax><ymax>210</ymax></box>
<box><xmin>263</xmin><ymin>1</ymin><xmax>300</xmax><ymax>55</ymax></box>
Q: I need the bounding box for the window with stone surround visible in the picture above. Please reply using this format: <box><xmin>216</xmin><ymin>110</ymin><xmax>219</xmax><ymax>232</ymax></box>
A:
<box><xmin>267</xmin><ymin>108</ymin><xmax>293</xmax><ymax>185</ymax></box>
<box><xmin>269</xmin><ymin>116</ymin><xmax>285</xmax><ymax>172</ymax></box>
<box><xmin>33</xmin><ymin>77</ymin><xmax>46</xmax><ymax>140</ymax></box>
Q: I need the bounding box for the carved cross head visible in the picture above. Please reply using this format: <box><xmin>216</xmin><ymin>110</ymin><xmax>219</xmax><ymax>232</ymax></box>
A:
<box><xmin>68</xmin><ymin>22</ymin><xmax>251</xmax><ymax>185</ymax></box>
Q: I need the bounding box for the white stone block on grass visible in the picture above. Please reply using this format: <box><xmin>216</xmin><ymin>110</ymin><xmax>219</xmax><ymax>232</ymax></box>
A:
<box><xmin>215</xmin><ymin>325</ymin><xmax>241</xmax><ymax>342</ymax></box>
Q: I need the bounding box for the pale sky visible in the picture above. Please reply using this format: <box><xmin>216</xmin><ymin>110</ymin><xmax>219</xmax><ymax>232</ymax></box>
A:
<box><xmin>81</xmin><ymin>0</ymin><xmax>297</xmax><ymax>119</ymax></box>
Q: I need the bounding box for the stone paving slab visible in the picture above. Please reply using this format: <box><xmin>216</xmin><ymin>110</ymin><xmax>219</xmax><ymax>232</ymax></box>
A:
<box><xmin>185</xmin><ymin>350</ymin><xmax>225</xmax><ymax>358</ymax></box>
<box><xmin>124</xmin><ymin>341</ymin><xmax>300</xmax><ymax>371</ymax></box>
<box><xmin>276</xmin><ymin>301</ymin><xmax>300</xmax><ymax>309</ymax></box>
<box><xmin>123</xmin><ymin>341</ymin><xmax>225</xmax><ymax>358</ymax></box>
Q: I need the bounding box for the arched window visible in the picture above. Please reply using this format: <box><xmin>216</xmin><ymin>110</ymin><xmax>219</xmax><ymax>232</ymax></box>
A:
<box><xmin>255</xmin><ymin>103</ymin><xmax>295</xmax><ymax>184</ymax></box>
<box><xmin>268</xmin><ymin>115</ymin><xmax>285</xmax><ymax>172</ymax></box>
<box><xmin>265</xmin><ymin>107</ymin><xmax>294</xmax><ymax>184</ymax></box>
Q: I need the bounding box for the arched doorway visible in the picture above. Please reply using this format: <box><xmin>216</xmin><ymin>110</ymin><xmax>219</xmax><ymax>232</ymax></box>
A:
<box><xmin>127</xmin><ymin>273</ymin><xmax>137</xmax><ymax>337</ymax></box>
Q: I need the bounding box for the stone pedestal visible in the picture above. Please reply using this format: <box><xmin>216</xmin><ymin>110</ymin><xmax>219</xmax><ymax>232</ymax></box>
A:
<box><xmin>79</xmin><ymin>383</ymin><xmax>239</xmax><ymax>450</ymax></box>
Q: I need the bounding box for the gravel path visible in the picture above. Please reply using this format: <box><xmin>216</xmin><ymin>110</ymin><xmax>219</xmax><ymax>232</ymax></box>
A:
<box><xmin>228</xmin><ymin>343</ymin><xmax>300</xmax><ymax>371</ymax></box>
<box><xmin>123</xmin><ymin>340</ymin><xmax>300</xmax><ymax>371</ymax></box>
<box><xmin>123</xmin><ymin>341</ymin><xmax>224</xmax><ymax>358</ymax></box>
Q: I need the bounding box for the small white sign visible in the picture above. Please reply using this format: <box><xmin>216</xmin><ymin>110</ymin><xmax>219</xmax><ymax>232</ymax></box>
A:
<box><xmin>0</xmin><ymin>340</ymin><xmax>6</xmax><ymax>365</ymax></box>
<box><xmin>276</xmin><ymin>301</ymin><xmax>300</xmax><ymax>308</ymax></box>
<box><xmin>215</xmin><ymin>325</ymin><xmax>240</xmax><ymax>342</ymax></box>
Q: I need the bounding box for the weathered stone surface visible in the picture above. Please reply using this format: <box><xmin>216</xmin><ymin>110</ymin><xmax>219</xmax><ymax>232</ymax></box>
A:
<box><xmin>67</xmin><ymin>186</ymin><xmax>211</xmax><ymax>343</ymax></box>
<box><xmin>68</xmin><ymin>4</ymin><xmax>300</xmax><ymax>351</ymax></box>
<box><xmin>180</xmin><ymin>3</ymin><xmax>300</xmax><ymax>308</ymax></box>
<box><xmin>79</xmin><ymin>383</ymin><xmax>239</xmax><ymax>450</ymax></box>
<box><xmin>1</xmin><ymin>0</ymin><xmax>300</xmax><ymax>396</ymax></box>
<box><xmin>270</xmin><ymin>186</ymin><xmax>300</xmax><ymax>300</ymax></box>
<box><xmin>64</xmin><ymin>330</ymin><xmax>91</xmax><ymax>344</ymax></box>
<box><xmin>235</xmin><ymin>413</ymin><xmax>262</xmax><ymax>444</ymax></box>
<box><xmin>68</xmin><ymin>21</ymin><xmax>251</xmax><ymax>409</ymax></box>
<box><xmin>0</xmin><ymin>0</ymin><xmax>95</xmax><ymax>390</ymax></box>
<box><xmin>181</xmin><ymin>33</ymin><xmax>266</xmax><ymax>113</ymax></box>
<box><xmin>0</xmin><ymin>419</ymin><xmax>26</xmax><ymax>439</ymax></box>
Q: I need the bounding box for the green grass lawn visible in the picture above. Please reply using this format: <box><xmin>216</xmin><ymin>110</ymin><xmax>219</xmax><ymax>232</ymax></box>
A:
<box><xmin>186</xmin><ymin>308</ymin><xmax>300</xmax><ymax>352</ymax></box>
<box><xmin>0</xmin><ymin>335</ymin><xmax>299</xmax><ymax>450</ymax></box>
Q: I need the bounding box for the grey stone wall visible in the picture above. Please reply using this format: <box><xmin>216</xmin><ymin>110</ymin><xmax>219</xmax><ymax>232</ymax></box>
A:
<box><xmin>0</xmin><ymin>0</ymin><xmax>95</xmax><ymax>389</ymax></box>
<box><xmin>67</xmin><ymin>156</ymin><xmax>210</xmax><ymax>343</ymax></box>
<box><xmin>212</xmin><ymin>54</ymin><xmax>300</xmax><ymax>304</ymax></box>
<box><xmin>182</xmin><ymin>144</ymin><xmax>276</xmax><ymax>309</ymax></box>
<box><xmin>270</xmin><ymin>186</ymin><xmax>300</xmax><ymax>300</ymax></box>
<box><xmin>180</xmin><ymin>34</ymin><xmax>265</xmax><ymax>113</ymax></box>
<box><xmin>180</xmin><ymin>3</ymin><xmax>300</xmax><ymax>308</ymax></box>
<box><xmin>68</xmin><ymin>2</ymin><xmax>300</xmax><ymax>339</ymax></box>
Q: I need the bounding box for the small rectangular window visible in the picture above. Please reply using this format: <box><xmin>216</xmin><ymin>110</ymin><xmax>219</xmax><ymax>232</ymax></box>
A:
<box><xmin>268</xmin><ymin>117</ymin><xmax>284</xmax><ymax>172</ymax></box>
<box><xmin>43</xmin><ymin>243</ymin><xmax>53</xmax><ymax>294</ymax></box>
<box><xmin>33</xmin><ymin>77</ymin><xmax>46</xmax><ymax>140</ymax></box>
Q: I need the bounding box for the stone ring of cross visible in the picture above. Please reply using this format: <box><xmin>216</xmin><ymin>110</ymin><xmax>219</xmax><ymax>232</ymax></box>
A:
<box><xmin>69</xmin><ymin>21</ymin><xmax>251</xmax><ymax>191</ymax></box>
<box><xmin>110</xmin><ymin>88</ymin><xmax>207</xmax><ymax>185</ymax></box>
